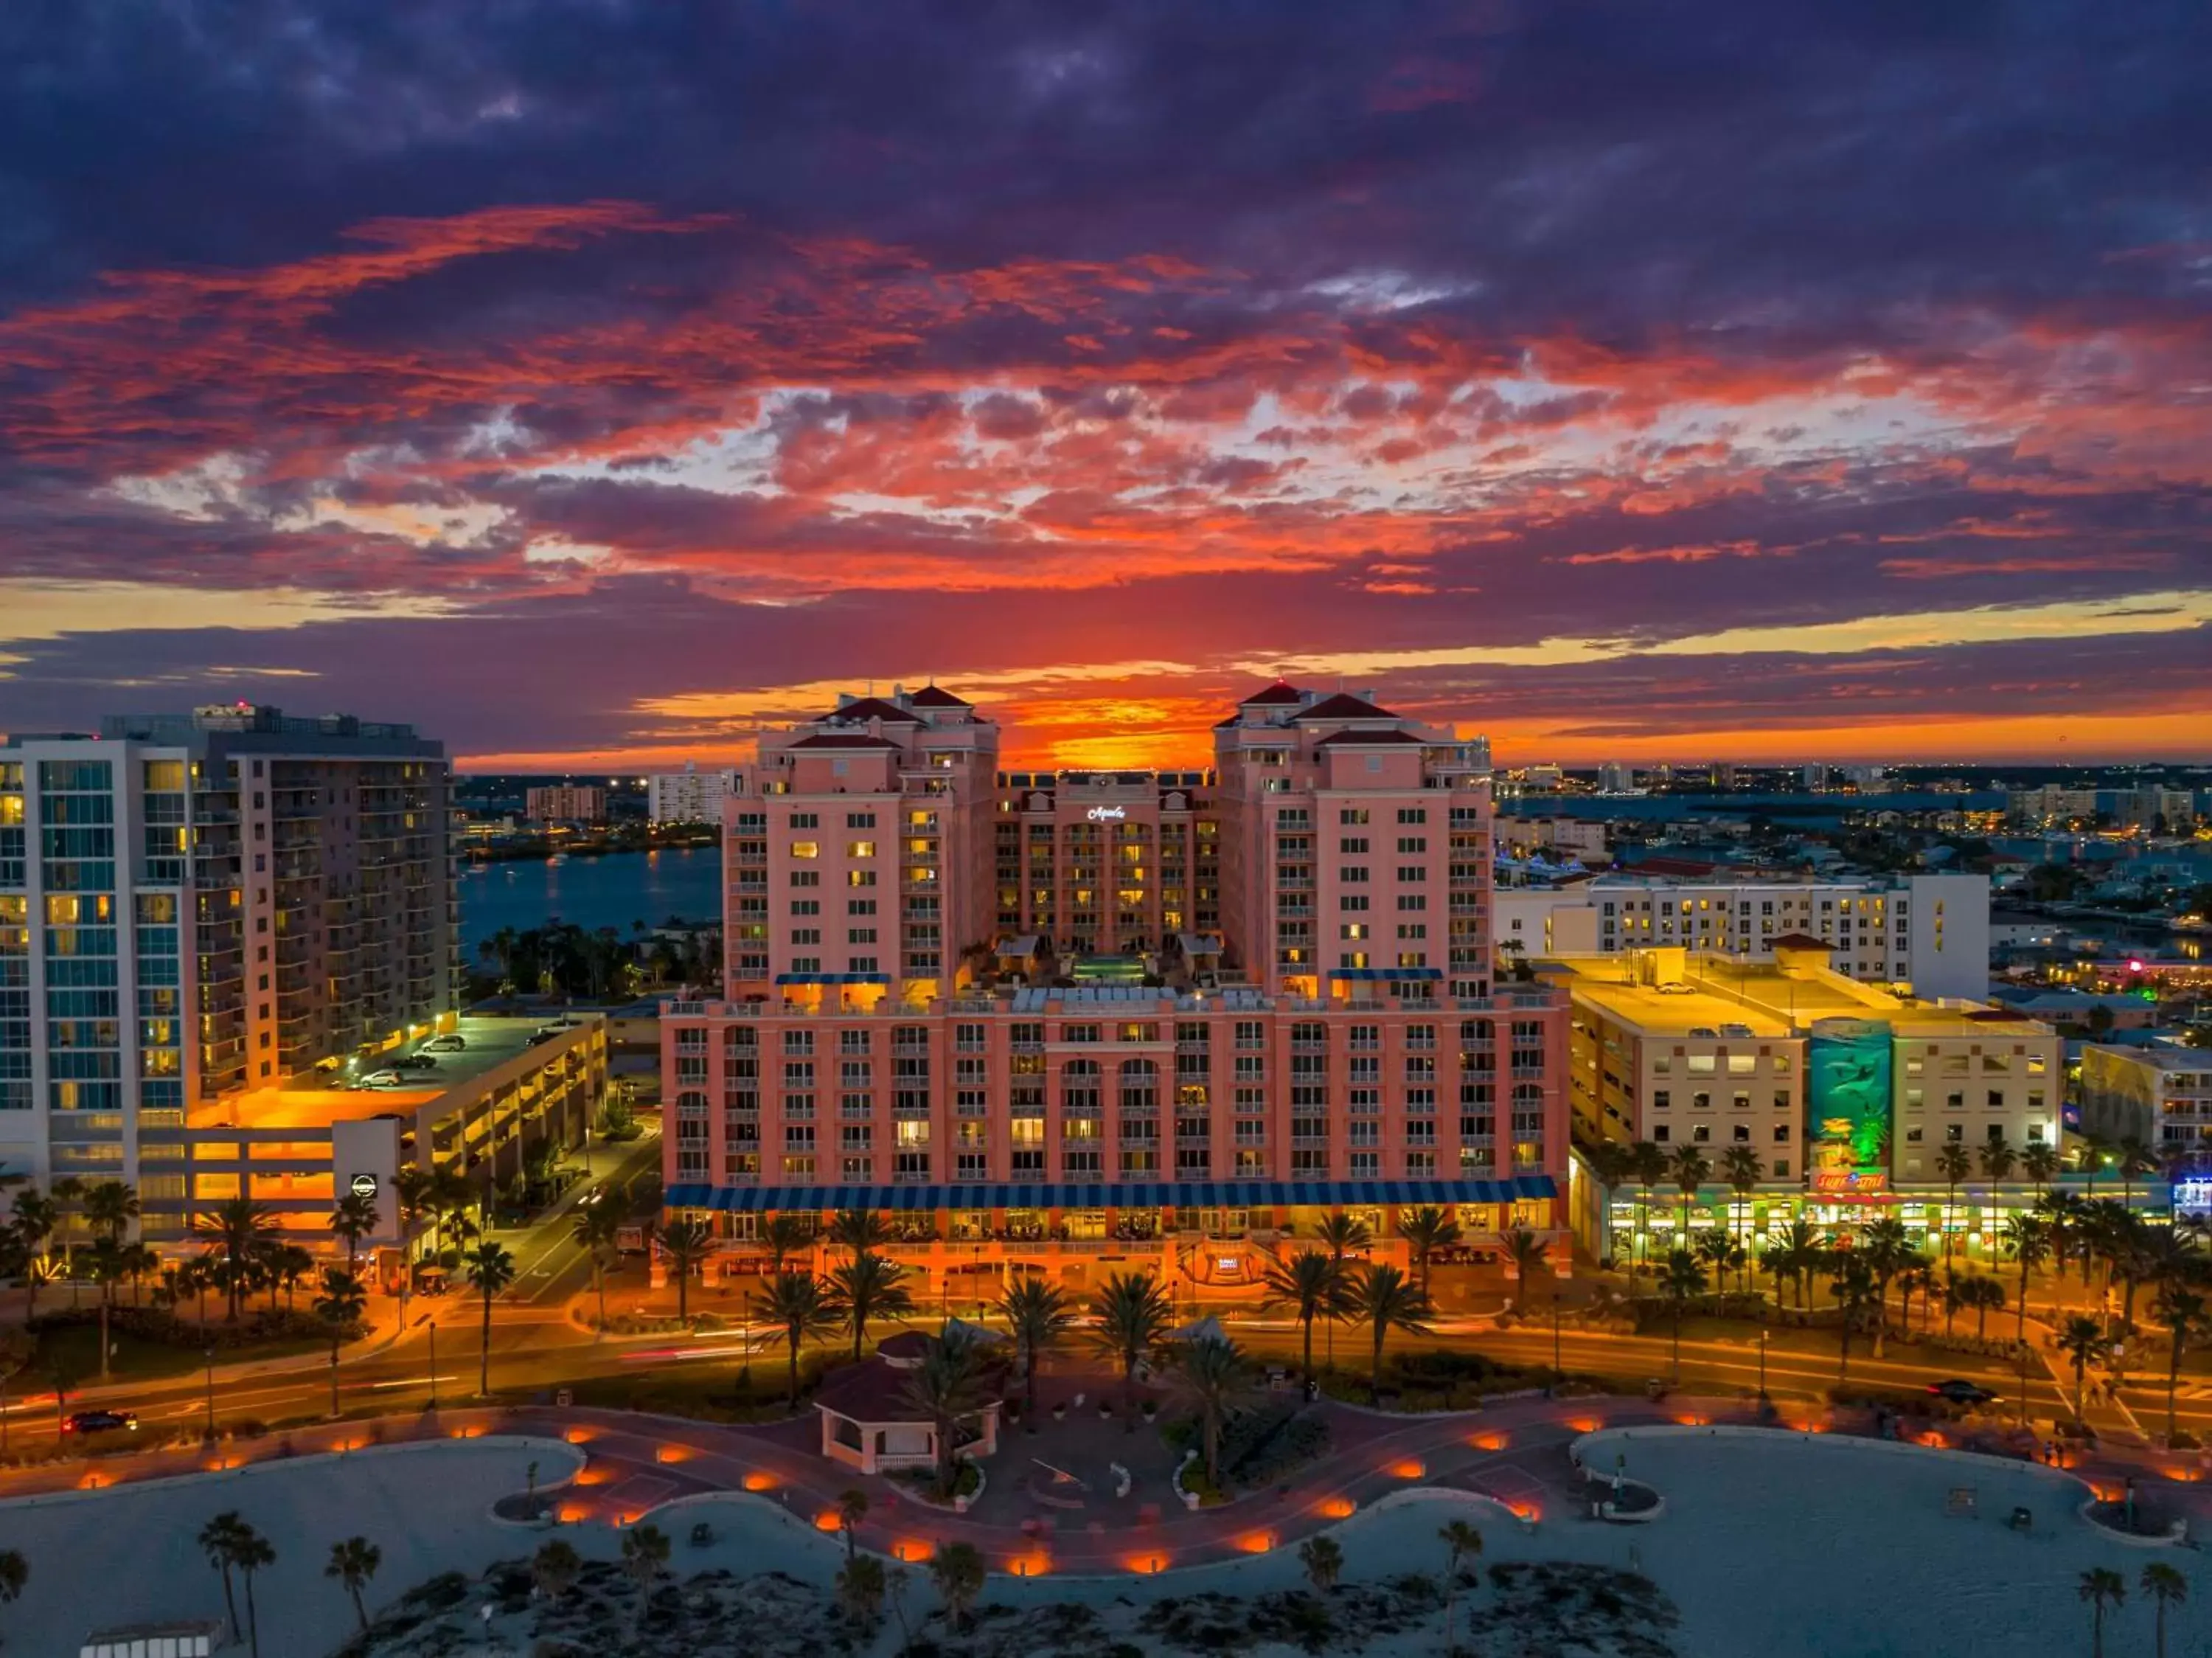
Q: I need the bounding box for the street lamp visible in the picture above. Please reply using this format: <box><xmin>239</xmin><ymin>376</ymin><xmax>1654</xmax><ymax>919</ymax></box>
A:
<box><xmin>428</xmin><ymin>1320</ymin><xmax>438</xmax><ymax>1412</ymax></box>
<box><xmin>1756</xmin><ymin>1328</ymin><xmax>1769</xmax><ymax>1401</ymax></box>
<box><xmin>203</xmin><ymin>1347</ymin><xmax>217</xmax><ymax>1441</ymax></box>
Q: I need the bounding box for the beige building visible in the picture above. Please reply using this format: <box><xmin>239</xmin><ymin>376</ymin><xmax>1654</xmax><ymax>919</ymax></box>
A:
<box><xmin>1551</xmin><ymin>943</ymin><xmax>2060</xmax><ymax>1183</ymax></box>
<box><xmin>2081</xmin><ymin>1043</ymin><xmax>2212</xmax><ymax>1153</ymax></box>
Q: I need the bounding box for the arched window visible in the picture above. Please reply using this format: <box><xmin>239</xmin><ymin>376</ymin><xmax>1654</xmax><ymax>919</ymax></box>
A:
<box><xmin>1119</xmin><ymin>1058</ymin><xmax>1158</xmax><ymax>1113</ymax></box>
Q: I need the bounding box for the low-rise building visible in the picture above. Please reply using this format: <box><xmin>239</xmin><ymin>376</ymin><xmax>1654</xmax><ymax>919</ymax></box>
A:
<box><xmin>2080</xmin><ymin>1042</ymin><xmax>2212</xmax><ymax>1154</ymax></box>
<box><xmin>1549</xmin><ymin>944</ymin><xmax>2062</xmax><ymax>1262</ymax></box>
<box><xmin>1500</xmin><ymin>871</ymin><xmax>1990</xmax><ymax>1000</ymax></box>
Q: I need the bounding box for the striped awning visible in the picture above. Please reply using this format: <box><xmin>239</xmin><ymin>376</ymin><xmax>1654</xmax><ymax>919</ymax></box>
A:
<box><xmin>661</xmin><ymin>1174</ymin><xmax>1557</xmax><ymax>1215</ymax></box>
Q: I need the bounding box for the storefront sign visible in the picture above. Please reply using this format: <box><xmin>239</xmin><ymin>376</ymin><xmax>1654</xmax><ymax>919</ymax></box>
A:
<box><xmin>2175</xmin><ymin>1179</ymin><xmax>2212</xmax><ymax>1215</ymax></box>
<box><xmin>1808</xmin><ymin>1168</ymin><xmax>1888</xmax><ymax>1196</ymax></box>
<box><xmin>1086</xmin><ymin>805</ymin><xmax>1127</xmax><ymax>822</ymax></box>
<box><xmin>349</xmin><ymin>1172</ymin><xmax>380</xmax><ymax>1199</ymax></box>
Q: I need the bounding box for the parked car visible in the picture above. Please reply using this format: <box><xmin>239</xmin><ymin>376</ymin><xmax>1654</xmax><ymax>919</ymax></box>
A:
<box><xmin>62</xmin><ymin>1409</ymin><xmax>138</xmax><ymax>1435</ymax></box>
<box><xmin>393</xmin><ymin>1053</ymin><xmax>439</xmax><ymax>1071</ymax></box>
<box><xmin>422</xmin><ymin>1033</ymin><xmax>467</xmax><ymax>1052</ymax></box>
<box><xmin>1927</xmin><ymin>1378</ymin><xmax>1998</xmax><ymax>1405</ymax></box>
<box><xmin>360</xmin><ymin>1069</ymin><xmax>405</xmax><ymax>1087</ymax></box>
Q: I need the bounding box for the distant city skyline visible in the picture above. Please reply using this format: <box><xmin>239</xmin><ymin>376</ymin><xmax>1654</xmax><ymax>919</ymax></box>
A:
<box><xmin>2</xmin><ymin>7</ymin><xmax>2208</xmax><ymax>770</ymax></box>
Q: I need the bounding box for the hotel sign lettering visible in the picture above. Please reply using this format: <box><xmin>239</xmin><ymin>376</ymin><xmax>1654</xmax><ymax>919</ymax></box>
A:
<box><xmin>1086</xmin><ymin>805</ymin><xmax>1127</xmax><ymax>822</ymax></box>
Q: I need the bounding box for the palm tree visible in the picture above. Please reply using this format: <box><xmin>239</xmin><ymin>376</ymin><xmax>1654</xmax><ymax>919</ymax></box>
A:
<box><xmin>1657</xmin><ymin>1249</ymin><xmax>1706</xmax><ymax>1381</ymax></box>
<box><xmin>2000</xmin><ymin>1214</ymin><xmax>2050</xmax><ymax>1346</ymax></box>
<box><xmin>312</xmin><ymin>1269</ymin><xmax>367</xmax><ymax>1417</ymax></box>
<box><xmin>761</xmin><ymin>1270</ymin><xmax>846</xmax><ymax>1406</ymax></box>
<box><xmin>1859</xmin><ymin>1217</ymin><xmax>1915</xmax><ymax>1358</ymax></box>
<box><xmin>1719</xmin><ymin>1145</ymin><xmax>1763</xmax><ymax>1291</ymax></box>
<box><xmin>0</xmin><ymin>1547</ymin><xmax>24</xmax><ymax>1609</ymax></box>
<box><xmin>762</xmin><ymin>1213</ymin><xmax>811</xmax><ymax>1274</ymax></box>
<box><xmin>1829</xmin><ymin>1252</ymin><xmax>1879</xmax><ymax>1387</ymax></box>
<box><xmin>836</xmin><ymin>1552</ymin><xmax>888</xmax><ymax>1631</ymax></box>
<box><xmin>1298</xmin><ymin>1534</ymin><xmax>1343</xmax><ymax>1594</ymax></box>
<box><xmin>655</xmin><ymin>1216</ymin><xmax>715</xmax><ymax>1324</ymax></box>
<box><xmin>272</xmin><ymin>1243</ymin><xmax>316</xmax><ymax>1312</ymax></box>
<box><xmin>1088</xmin><ymin>1271</ymin><xmax>1173</xmax><ymax>1426</ymax></box>
<box><xmin>1958</xmin><ymin>1274</ymin><xmax>2005</xmax><ymax>1341</ymax></box>
<box><xmin>1775</xmin><ymin>1218</ymin><xmax>1821</xmax><ymax>1309</ymax></box>
<box><xmin>325</xmin><ymin>1536</ymin><xmax>381</xmax><ymax>1634</ymax></box>
<box><xmin>2153</xmin><ymin>1283</ymin><xmax>2208</xmax><ymax>1446</ymax></box>
<box><xmin>829</xmin><ymin>1207</ymin><xmax>894</xmax><ymax>1261</ymax></box>
<box><xmin>998</xmin><ymin>1277</ymin><xmax>1074</xmax><ymax>1415</ymax></box>
<box><xmin>1262</xmin><ymin>1247</ymin><xmax>1349</xmax><ymax>1384</ymax></box>
<box><xmin>1315</xmin><ymin>1213</ymin><xmax>1372</xmax><ymax>1365</ymax></box>
<box><xmin>2079</xmin><ymin>1567</ymin><xmax>2126</xmax><ymax>1658</ymax></box>
<box><xmin>1398</xmin><ymin>1205</ymin><xmax>1460</xmax><ymax>1293</ymax></box>
<box><xmin>1692</xmin><ymin>1229</ymin><xmax>1740</xmax><ymax>1316</ymax></box>
<box><xmin>2021</xmin><ymin>1140</ymin><xmax>2061</xmax><ymax>1199</ymax></box>
<box><xmin>2118</xmin><ymin>1137</ymin><xmax>2159</xmax><ymax>1210</ymax></box>
<box><xmin>1896</xmin><ymin>1261</ymin><xmax>1935</xmax><ymax>1336</ymax></box>
<box><xmin>229</xmin><ymin>1519</ymin><xmax>276</xmax><ymax>1658</ymax></box>
<box><xmin>836</xmin><ymin>1488</ymin><xmax>869</xmax><ymax>1564</ymax></box>
<box><xmin>1439</xmin><ymin>1519</ymin><xmax>1483</xmax><ymax>1657</ymax></box>
<box><xmin>1585</xmin><ymin>1139</ymin><xmax>1634</xmax><ymax>1272</ymax></box>
<box><xmin>84</xmin><ymin>1234</ymin><xmax>128</xmax><ymax>1381</ymax></box>
<box><xmin>1629</xmin><ymin>1141</ymin><xmax>1669</xmax><ymax>1288</ymax></box>
<box><xmin>928</xmin><ymin>1541</ymin><xmax>987</xmax><ymax>1632</ymax></box>
<box><xmin>1933</xmin><ymin>1142</ymin><xmax>1973</xmax><ymax>1267</ymax></box>
<box><xmin>329</xmin><ymin>1190</ymin><xmax>379</xmax><ymax>1276</ymax></box>
<box><xmin>1759</xmin><ymin>1239</ymin><xmax>1795</xmax><ymax>1311</ymax></box>
<box><xmin>1669</xmin><ymin>1145</ymin><xmax>1712</xmax><ymax>1238</ymax></box>
<box><xmin>1978</xmin><ymin>1132</ymin><xmax>2017</xmax><ymax>1187</ymax></box>
<box><xmin>1346</xmin><ymin>1262</ymin><xmax>1432</xmax><ymax>1403</ymax></box>
<box><xmin>571</xmin><ymin>1197</ymin><xmax>625</xmax><ymax>1333</ymax></box>
<box><xmin>831</xmin><ymin>1251</ymin><xmax>917</xmax><ymax>1362</ymax></box>
<box><xmin>199</xmin><ymin>1512</ymin><xmax>246</xmax><ymax>1638</ymax></box>
<box><xmin>2142</xmin><ymin>1561</ymin><xmax>2188</xmax><ymax>1658</ymax></box>
<box><xmin>195</xmin><ymin>1196</ymin><xmax>276</xmax><ymax>1321</ymax></box>
<box><xmin>621</xmin><ymin>1523</ymin><xmax>672</xmax><ymax>1634</ymax></box>
<box><xmin>459</xmin><ymin>1240</ymin><xmax>517</xmax><ymax>1397</ymax></box>
<box><xmin>83</xmin><ymin>1178</ymin><xmax>139</xmax><ymax>1241</ymax></box>
<box><xmin>2059</xmin><ymin>1314</ymin><xmax>2106</xmax><ymax>1424</ymax></box>
<box><xmin>1503</xmin><ymin>1226</ymin><xmax>1551</xmax><ymax>1314</ymax></box>
<box><xmin>2038</xmin><ymin>1190</ymin><xmax>2086</xmax><ymax>1291</ymax></box>
<box><xmin>532</xmin><ymin>1539</ymin><xmax>582</xmax><ymax>1600</ymax></box>
<box><xmin>2077</xmin><ymin>1132</ymin><xmax>2114</xmax><ymax>1197</ymax></box>
<box><xmin>1172</xmin><ymin>1333</ymin><xmax>1253</xmax><ymax>1488</ymax></box>
<box><xmin>8</xmin><ymin>1192</ymin><xmax>57</xmax><ymax>1318</ymax></box>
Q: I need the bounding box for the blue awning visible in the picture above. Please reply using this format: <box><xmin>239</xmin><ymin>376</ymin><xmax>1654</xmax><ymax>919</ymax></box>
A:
<box><xmin>667</xmin><ymin>1175</ymin><xmax>1557</xmax><ymax>1215</ymax></box>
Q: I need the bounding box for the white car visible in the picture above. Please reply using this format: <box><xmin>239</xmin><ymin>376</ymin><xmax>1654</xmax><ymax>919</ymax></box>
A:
<box><xmin>361</xmin><ymin>1069</ymin><xmax>405</xmax><ymax>1087</ymax></box>
<box><xmin>422</xmin><ymin>1034</ymin><xmax>467</xmax><ymax>1052</ymax></box>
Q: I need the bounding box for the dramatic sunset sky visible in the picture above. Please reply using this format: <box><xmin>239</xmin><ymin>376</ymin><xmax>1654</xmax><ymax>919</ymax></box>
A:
<box><xmin>2</xmin><ymin>4</ymin><xmax>2208</xmax><ymax>771</ymax></box>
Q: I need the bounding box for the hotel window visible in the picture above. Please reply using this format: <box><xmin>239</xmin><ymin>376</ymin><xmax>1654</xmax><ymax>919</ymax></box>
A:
<box><xmin>790</xmin><ymin>842</ymin><xmax>820</xmax><ymax>859</ymax></box>
<box><xmin>1339</xmin><ymin>836</ymin><xmax>1368</xmax><ymax>854</ymax></box>
<box><xmin>1340</xmin><ymin>808</ymin><xmax>1369</xmax><ymax>825</ymax></box>
<box><xmin>845</xmin><ymin>812</ymin><xmax>875</xmax><ymax>829</ymax></box>
<box><xmin>1340</xmin><ymin>866</ymin><xmax>1368</xmax><ymax>883</ymax></box>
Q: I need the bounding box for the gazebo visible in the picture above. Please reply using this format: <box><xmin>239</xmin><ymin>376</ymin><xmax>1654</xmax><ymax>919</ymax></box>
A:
<box><xmin>815</xmin><ymin>1354</ymin><xmax>1003</xmax><ymax>1476</ymax></box>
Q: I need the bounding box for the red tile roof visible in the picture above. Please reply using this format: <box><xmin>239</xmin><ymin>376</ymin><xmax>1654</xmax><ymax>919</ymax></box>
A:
<box><xmin>1770</xmin><ymin>931</ymin><xmax>1837</xmax><ymax>951</ymax></box>
<box><xmin>1239</xmin><ymin>681</ymin><xmax>1306</xmax><ymax>706</ymax></box>
<box><xmin>1316</xmin><ymin>728</ymin><xmax>1423</xmax><ymax>745</ymax></box>
<box><xmin>907</xmin><ymin>684</ymin><xmax>970</xmax><ymax>708</ymax></box>
<box><xmin>787</xmin><ymin>733</ymin><xmax>902</xmax><ymax>750</ymax></box>
<box><xmin>1291</xmin><ymin>691</ymin><xmax>1396</xmax><ymax>722</ymax></box>
<box><xmin>824</xmin><ymin>696</ymin><xmax>922</xmax><ymax>724</ymax></box>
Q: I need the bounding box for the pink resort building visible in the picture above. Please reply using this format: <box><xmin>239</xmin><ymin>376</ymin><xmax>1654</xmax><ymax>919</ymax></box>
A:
<box><xmin>661</xmin><ymin>683</ymin><xmax>1566</xmax><ymax>1294</ymax></box>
